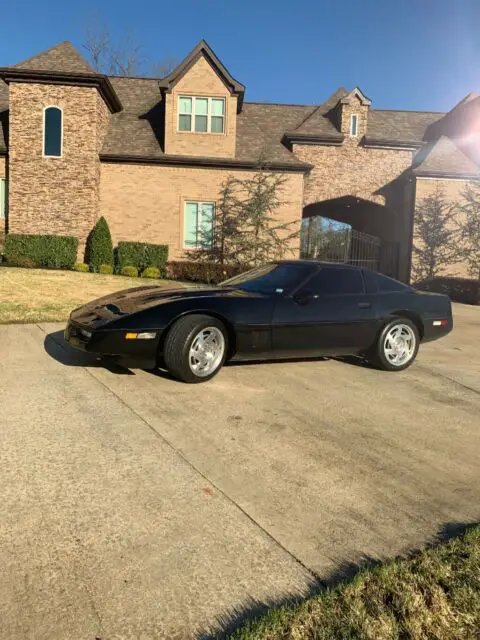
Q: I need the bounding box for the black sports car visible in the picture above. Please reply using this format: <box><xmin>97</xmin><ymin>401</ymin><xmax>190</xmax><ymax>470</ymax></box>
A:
<box><xmin>65</xmin><ymin>260</ymin><xmax>453</xmax><ymax>383</ymax></box>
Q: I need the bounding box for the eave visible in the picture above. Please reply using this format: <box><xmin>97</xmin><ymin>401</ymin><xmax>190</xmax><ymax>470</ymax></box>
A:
<box><xmin>363</xmin><ymin>137</ymin><xmax>423</xmax><ymax>150</ymax></box>
<box><xmin>283</xmin><ymin>132</ymin><xmax>344</xmax><ymax>147</ymax></box>
<box><xmin>0</xmin><ymin>68</ymin><xmax>123</xmax><ymax>114</ymax></box>
<box><xmin>100</xmin><ymin>153</ymin><xmax>313</xmax><ymax>173</ymax></box>
<box><xmin>414</xmin><ymin>169</ymin><xmax>480</xmax><ymax>180</ymax></box>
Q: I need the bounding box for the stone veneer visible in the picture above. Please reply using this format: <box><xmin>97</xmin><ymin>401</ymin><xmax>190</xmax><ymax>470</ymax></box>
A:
<box><xmin>8</xmin><ymin>83</ymin><xmax>110</xmax><ymax>257</ymax></box>
<box><xmin>100</xmin><ymin>163</ymin><xmax>304</xmax><ymax>261</ymax></box>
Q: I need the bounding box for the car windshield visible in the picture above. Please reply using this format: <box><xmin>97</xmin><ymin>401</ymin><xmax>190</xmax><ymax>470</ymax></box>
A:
<box><xmin>220</xmin><ymin>263</ymin><xmax>311</xmax><ymax>294</ymax></box>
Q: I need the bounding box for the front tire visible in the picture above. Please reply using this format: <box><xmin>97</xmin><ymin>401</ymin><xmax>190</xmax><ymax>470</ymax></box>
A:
<box><xmin>371</xmin><ymin>318</ymin><xmax>419</xmax><ymax>371</ymax></box>
<box><xmin>163</xmin><ymin>314</ymin><xmax>228</xmax><ymax>383</ymax></box>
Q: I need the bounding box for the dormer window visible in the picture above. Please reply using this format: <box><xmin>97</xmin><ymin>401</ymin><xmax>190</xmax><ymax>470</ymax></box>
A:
<box><xmin>178</xmin><ymin>96</ymin><xmax>225</xmax><ymax>134</ymax></box>
<box><xmin>350</xmin><ymin>114</ymin><xmax>358</xmax><ymax>137</ymax></box>
<box><xmin>43</xmin><ymin>106</ymin><xmax>63</xmax><ymax>157</ymax></box>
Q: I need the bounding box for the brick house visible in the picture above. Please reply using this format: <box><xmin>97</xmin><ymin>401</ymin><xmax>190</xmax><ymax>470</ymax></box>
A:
<box><xmin>0</xmin><ymin>39</ymin><xmax>478</xmax><ymax>281</ymax></box>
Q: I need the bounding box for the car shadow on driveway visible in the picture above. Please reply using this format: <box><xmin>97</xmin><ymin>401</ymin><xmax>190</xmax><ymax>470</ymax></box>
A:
<box><xmin>43</xmin><ymin>330</ymin><xmax>138</xmax><ymax>376</ymax></box>
<box><xmin>196</xmin><ymin>520</ymin><xmax>479</xmax><ymax>640</ymax></box>
<box><xmin>43</xmin><ymin>329</ymin><xmax>180</xmax><ymax>382</ymax></box>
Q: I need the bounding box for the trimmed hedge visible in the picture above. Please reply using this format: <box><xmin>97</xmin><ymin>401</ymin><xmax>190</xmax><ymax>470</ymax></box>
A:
<box><xmin>117</xmin><ymin>241</ymin><xmax>168</xmax><ymax>275</ymax></box>
<box><xmin>414</xmin><ymin>277</ymin><xmax>480</xmax><ymax>305</ymax></box>
<box><xmin>86</xmin><ymin>217</ymin><xmax>113</xmax><ymax>271</ymax></box>
<box><xmin>141</xmin><ymin>266</ymin><xmax>161</xmax><ymax>279</ymax></box>
<box><xmin>74</xmin><ymin>262</ymin><xmax>90</xmax><ymax>273</ymax></box>
<box><xmin>165</xmin><ymin>261</ymin><xmax>243</xmax><ymax>284</ymax></box>
<box><xmin>120</xmin><ymin>265</ymin><xmax>139</xmax><ymax>277</ymax></box>
<box><xmin>5</xmin><ymin>234</ymin><xmax>78</xmax><ymax>269</ymax></box>
<box><xmin>99</xmin><ymin>264</ymin><xmax>114</xmax><ymax>275</ymax></box>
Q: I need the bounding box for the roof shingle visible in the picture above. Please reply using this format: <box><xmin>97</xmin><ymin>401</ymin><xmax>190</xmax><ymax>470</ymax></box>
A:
<box><xmin>14</xmin><ymin>41</ymin><xmax>97</xmax><ymax>75</ymax></box>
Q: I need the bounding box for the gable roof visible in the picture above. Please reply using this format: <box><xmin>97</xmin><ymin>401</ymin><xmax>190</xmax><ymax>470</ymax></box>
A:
<box><xmin>14</xmin><ymin>41</ymin><xmax>97</xmax><ymax>75</ymax></box>
<box><xmin>160</xmin><ymin>40</ymin><xmax>245</xmax><ymax>110</ymax></box>
<box><xmin>413</xmin><ymin>135</ymin><xmax>480</xmax><ymax>177</ymax></box>
<box><xmin>340</xmin><ymin>86</ymin><xmax>372</xmax><ymax>106</ymax></box>
<box><xmin>0</xmin><ymin>41</ymin><xmax>122</xmax><ymax>113</ymax></box>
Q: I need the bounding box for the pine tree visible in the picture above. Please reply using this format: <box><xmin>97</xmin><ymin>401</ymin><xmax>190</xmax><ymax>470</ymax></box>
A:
<box><xmin>412</xmin><ymin>186</ymin><xmax>461</xmax><ymax>282</ymax></box>
<box><xmin>188</xmin><ymin>162</ymin><xmax>299</xmax><ymax>268</ymax></box>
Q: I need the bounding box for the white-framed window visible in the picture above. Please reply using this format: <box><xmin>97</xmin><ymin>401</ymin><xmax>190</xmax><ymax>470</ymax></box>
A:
<box><xmin>178</xmin><ymin>96</ymin><xmax>225</xmax><ymax>134</ymax></box>
<box><xmin>0</xmin><ymin>178</ymin><xmax>7</xmax><ymax>219</ymax></box>
<box><xmin>350</xmin><ymin>114</ymin><xmax>358</xmax><ymax>137</ymax></box>
<box><xmin>43</xmin><ymin>106</ymin><xmax>63</xmax><ymax>157</ymax></box>
<box><xmin>184</xmin><ymin>201</ymin><xmax>215</xmax><ymax>248</ymax></box>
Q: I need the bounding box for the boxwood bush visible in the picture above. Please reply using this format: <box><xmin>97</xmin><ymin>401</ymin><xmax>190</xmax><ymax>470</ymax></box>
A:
<box><xmin>120</xmin><ymin>265</ymin><xmax>139</xmax><ymax>277</ymax></box>
<box><xmin>117</xmin><ymin>241</ymin><xmax>168</xmax><ymax>275</ymax></box>
<box><xmin>99</xmin><ymin>264</ymin><xmax>114</xmax><ymax>275</ymax></box>
<box><xmin>74</xmin><ymin>262</ymin><xmax>90</xmax><ymax>273</ymax></box>
<box><xmin>165</xmin><ymin>261</ymin><xmax>243</xmax><ymax>284</ymax></box>
<box><xmin>86</xmin><ymin>217</ymin><xmax>113</xmax><ymax>272</ymax></box>
<box><xmin>5</xmin><ymin>234</ymin><xmax>78</xmax><ymax>269</ymax></box>
<box><xmin>141</xmin><ymin>266</ymin><xmax>161</xmax><ymax>279</ymax></box>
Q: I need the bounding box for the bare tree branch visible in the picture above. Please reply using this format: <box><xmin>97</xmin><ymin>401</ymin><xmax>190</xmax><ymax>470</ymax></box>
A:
<box><xmin>82</xmin><ymin>17</ymin><xmax>176</xmax><ymax>77</ymax></box>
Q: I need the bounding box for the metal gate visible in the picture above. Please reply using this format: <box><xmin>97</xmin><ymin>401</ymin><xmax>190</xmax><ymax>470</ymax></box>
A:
<box><xmin>300</xmin><ymin>216</ymin><xmax>399</xmax><ymax>277</ymax></box>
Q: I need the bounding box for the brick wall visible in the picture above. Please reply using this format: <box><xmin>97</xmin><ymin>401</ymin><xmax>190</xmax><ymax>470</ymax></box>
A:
<box><xmin>413</xmin><ymin>177</ymin><xmax>470</xmax><ymax>279</ymax></box>
<box><xmin>8</xmin><ymin>83</ymin><xmax>110</xmax><ymax>257</ymax></box>
<box><xmin>100</xmin><ymin>162</ymin><xmax>304</xmax><ymax>260</ymax></box>
<box><xmin>164</xmin><ymin>56</ymin><xmax>237</xmax><ymax>158</ymax></box>
<box><xmin>0</xmin><ymin>156</ymin><xmax>5</xmax><ymax>247</ymax></box>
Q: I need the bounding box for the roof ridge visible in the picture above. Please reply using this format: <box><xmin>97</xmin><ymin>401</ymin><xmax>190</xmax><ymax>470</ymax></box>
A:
<box><xmin>108</xmin><ymin>74</ymin><xmax>164</xmax><ymax>81</ymax></box>
<box><xmin>293</xmin><ymin>105</ymin><xmax>324</xmax><ymax>131</ymax></box>
<box><xmin>244</xmin><ymin>101</ymin><xmax>317</xmax><ymax>108</ymax></box>
<box><xmin>372</xmin><ymin>108</ymin><xmax>445</xmax><ymax>115</ymax></box>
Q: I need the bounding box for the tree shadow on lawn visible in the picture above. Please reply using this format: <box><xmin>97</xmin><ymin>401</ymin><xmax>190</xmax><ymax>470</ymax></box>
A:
<box><xmin>195</xmin><ymin>520</ymin><xmax>479</xmax><ymax>640</ymax></box>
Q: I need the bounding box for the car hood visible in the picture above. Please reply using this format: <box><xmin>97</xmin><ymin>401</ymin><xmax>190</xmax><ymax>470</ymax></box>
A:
<box><xmin>70</xmin><ymin>284</ymin><xmax>260</xmax><ymax>326</ymax></box>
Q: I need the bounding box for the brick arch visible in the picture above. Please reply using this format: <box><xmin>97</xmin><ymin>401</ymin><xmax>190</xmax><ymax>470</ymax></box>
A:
<box><xmin>303</xmin><ymin>195</ymin><xmax>397</xmax><ymax>242</ymax></box>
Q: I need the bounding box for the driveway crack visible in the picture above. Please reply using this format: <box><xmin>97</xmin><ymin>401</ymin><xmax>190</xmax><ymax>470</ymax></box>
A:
<box><xmin>40</xmin><ymin>327</ymin><xmax>321</xmax><ymax>584</ymax></box>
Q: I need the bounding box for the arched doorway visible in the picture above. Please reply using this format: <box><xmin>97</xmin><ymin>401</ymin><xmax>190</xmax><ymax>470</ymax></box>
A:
<box><xmin>301</xmin><ymin>196</ymin><xmax>399</xmax><ymax>277</ymax></box>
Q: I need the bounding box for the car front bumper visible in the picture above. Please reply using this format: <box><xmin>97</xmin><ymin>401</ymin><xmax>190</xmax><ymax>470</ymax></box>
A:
<box><xmin>64</xmin><ymin>320</ymin><xmax>161</xmax><ymax>369</ymax></box>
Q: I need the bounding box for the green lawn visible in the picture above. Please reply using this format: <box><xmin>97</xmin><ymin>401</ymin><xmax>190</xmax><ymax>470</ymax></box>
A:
<box><xmin>0</xmin><ymin>266</ymin><xmax>183</xmax><ymax>323</ymax></box>
<box><xmin>229</xmin><ymin>526</ymin><xmax>480</xmax><ymax>640</ymax></box>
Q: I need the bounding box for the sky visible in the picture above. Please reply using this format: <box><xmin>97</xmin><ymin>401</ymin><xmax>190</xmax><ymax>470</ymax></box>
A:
<box><xmin>0</xmin><ymin>0</ymin><xmax>479</xmax><ymax>112</ymax></box>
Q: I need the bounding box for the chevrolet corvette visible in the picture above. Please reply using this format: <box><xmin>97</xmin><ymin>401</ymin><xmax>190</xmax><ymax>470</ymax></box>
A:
<box><xmin>65</xmin><ymin>260</ymin><xmax>453</xmax><ymax>383</ymax></box>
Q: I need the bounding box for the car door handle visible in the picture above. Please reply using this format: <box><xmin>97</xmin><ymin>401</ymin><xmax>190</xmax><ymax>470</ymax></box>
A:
<box><xmin>358</xmin><ymin>302</ymin><xmax>371</xmax><ymax>309</ymax></box>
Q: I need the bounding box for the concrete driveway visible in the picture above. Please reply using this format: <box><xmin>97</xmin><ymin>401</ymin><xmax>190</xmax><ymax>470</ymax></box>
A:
<box><xmin>0</xmin><ymin>304</ymin><xmax>479</xmax><ymax>639</ymax></box>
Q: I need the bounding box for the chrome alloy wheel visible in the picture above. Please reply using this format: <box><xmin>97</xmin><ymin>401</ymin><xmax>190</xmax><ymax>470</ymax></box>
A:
<box><xmin>383</xmin><ymin>323</ymin><xmax>416</xmax><ymax>367</ymax></box>
<box><xmin>188</xmin><ymin>326</ymin><xmax>225</xmax><ymax>377</ymax></box>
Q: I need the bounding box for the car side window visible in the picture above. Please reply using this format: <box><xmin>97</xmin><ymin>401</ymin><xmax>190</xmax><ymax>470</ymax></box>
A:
<box><xmin>301</xmin><ymin>267</ymin><xmax>364</xmax><ymax>295</ymax></box>
<box><xmin>377</xmin><ymin>274</ymin><xmax>409</xmax><ymax>292</ymax></box>
<box><xmin>362</xmin><ymin>269</ymin><xmax>378</xmax><ymax>294</ymax></box>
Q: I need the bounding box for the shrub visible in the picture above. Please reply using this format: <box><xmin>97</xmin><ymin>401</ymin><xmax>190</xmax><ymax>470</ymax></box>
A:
<box><xmin>4</xmin><ymin>234</ymin><xmax>78</xmax><ymax>269</ymax></box>
<box><xmin>165</xmin><ymin>261</ymin><xmax>244</xmax><ymax>284</ymax></box>
<box><xmin>141</xmin><ymin>266</ymin><xmax>161</xmax><ymax>279</ymax></box>
<box><xmin>5</xmin><ymin>255</ymin><xmax>37</xmax><ymax>269</ymax></box>
<box><xmin>117</xmin><ymin>241</ymin><xmax>168</xmax><ymax>275</ymax></box>
<box><xmin>86</xmin><ymin>217</ymin><xmax>113</xmax><ymax>272</ymax></box>
<box><xmin>74</xmin><ymin>262</ymin><xmax>90</xmax><ymax>273</ymax></box>
<box><xmin>99</xmin><ymin>264</ymin><xmax>114</xmax><ymax>275</ymax></box>
<box><xmin>414</xmin><ymin>277</ymin><xmax>480</xmax><ymax>305</ymax></box>
<box><xmin>120</xmin><ymin>265</ymin><xmax>139</xmax><ymax>277</ymax></box>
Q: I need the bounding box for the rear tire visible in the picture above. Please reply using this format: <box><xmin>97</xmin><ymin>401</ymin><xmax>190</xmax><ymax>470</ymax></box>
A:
<box><xmin>163</xmin><ymin>314</ymin><xmax>228</xmax><ymax>383</ymax></box>
<box><xmin>371</xmin><ymin>318</ymin><xmax>419</xmax><ymax>371</ymax></box>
